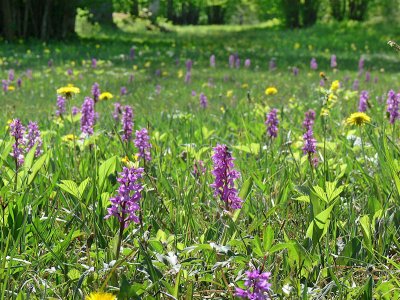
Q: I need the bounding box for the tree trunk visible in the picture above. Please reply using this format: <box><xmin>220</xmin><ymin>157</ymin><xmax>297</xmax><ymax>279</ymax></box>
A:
<box><xmin>167</xmin><ymin>0</ymin><xmax>174</xmax><ymax>21</ymax></box>
<box><xmin>89</xmin><ymin>0</ymin><xmax>115</xmax><ymax>27</ymax></box>
<box><xmin>348</xmin><ymin>0</ymin><xmax>368</xmax><ymax>20</ymax></box>
<box><xmin>1</xmin><ymin>0</ymin><xmax>15</xmax><ymax>40</ymax></box>
<box><xmin>131</xmin><ymin>0</ymin><xmax>139</xmax><ymax>17</ymax></box>
<box><xmin>281</xmin><ymin>0</ymin><xmax>301</xmax><ymax>28</ymax></box>
<box><xmin>40</xmin><ymin>0</ymin><xmax>51</xmax><ymax>40</ymax></box>
<box><xmin>330</xmin><ymin>0</ymin><xmax>346</xmax><ymax>21</ymax></box>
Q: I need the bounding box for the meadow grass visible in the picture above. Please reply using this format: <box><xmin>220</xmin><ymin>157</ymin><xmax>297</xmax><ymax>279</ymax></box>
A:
<box><xmin>0</xmin><ymin>21</ymin><xmax>400</xmax><ymax>299</ymax></box>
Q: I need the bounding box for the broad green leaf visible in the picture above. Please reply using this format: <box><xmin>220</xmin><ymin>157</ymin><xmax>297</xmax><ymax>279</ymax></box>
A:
<box><xmin>27</xmin><ymin>152</ymin><xmax>48</xmax><ymax>185</ymax></box>
<box><xmin>360</xmin><ymin>215</ymin><xmax>372</xmax><ymax>251</ymax></box>
<box><xmin>306</xmin><ymin>203</ymin><xmax>335</xmax><ymax>242</ymax></box>
<box><xmin>263</xmin><ymin>225</ymin><xmax>274</xmax><ymax>251</ymax></box>
<box><xmin>58</xmin><ymin>180</ymin><xmax>80</xmax><ymax>199</ymax></box>
<box><xmin>23</xmin><ymin>144</ymin><xmax>38</xmax><ymax>171</ymax></box>
<box><xmin>232</xmin><ymin>177</ymin><xmax>253</xmax><ymax>222</ymax></box>
<box><xmin>78</xmin><ymin>177</ymin><xmax>90</xmax><ymax>197</ymax></box>
<box><xmin>98</xmin><ymin>156</ymin><xmax>117</xmax><ymax>191</ymax></box>
<box><xmin>1</xmin><ymin>140</ymin><xmax>12</xmax><ymax>161</ymax></box>
<box><xmin>233</xmin><ymin>143</ymin><xmax>260</xmax><ymax>155</ymax></box>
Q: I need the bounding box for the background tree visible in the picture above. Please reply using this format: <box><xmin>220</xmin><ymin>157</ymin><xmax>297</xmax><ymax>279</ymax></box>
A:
<box><xmin>330</xmin><ymin>0</ymin><xmax>347</xmax><ymax>21</ymax></box>
<box><xmin>302</xmin><ymin>0</ymin><xmax>321</xmax><ymax>26</ymax></box>
<box><xmin>281</xmin><ymin>0</ymin><xmax>301</xmax><ymax>28</ymax></box>
<box><xmin>0</xmin><ymin>0</ymin><xmax>78</xmax><ymax>40</ymax></box>
<box><xmin>348</xmin><ymin>0</ymin><xmax>369</xmax><ymax>20</ymax></box>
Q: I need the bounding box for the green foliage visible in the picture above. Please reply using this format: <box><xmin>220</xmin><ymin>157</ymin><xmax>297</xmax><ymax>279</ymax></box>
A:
<box><xmin>0</xmin><ymin>22</ymin><xmax>399</xmax><ymax>298</ymax></box>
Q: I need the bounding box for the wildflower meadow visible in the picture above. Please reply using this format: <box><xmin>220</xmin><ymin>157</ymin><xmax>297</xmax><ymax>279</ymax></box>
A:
<box><xmin>1</xmin><ymin>12</ymin><xmax>400</xmax><ymax>300</ymax></box>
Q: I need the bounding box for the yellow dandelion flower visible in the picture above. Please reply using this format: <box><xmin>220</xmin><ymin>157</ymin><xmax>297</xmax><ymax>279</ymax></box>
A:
<box><xmin>320</xmin><ymin>108</ymin><xmax>330</xmax><ymax>116</ymax></box>
<box><xmin>226</xmin><ymin>90</ymin><xmax>233</xmax><ymax>97</ymax></box>
<box><xmin>241</xmin><ymin>83</ymin><xmax>249</xmax><ymax>89</ymax></box>
<box><xmin>346</xmin><ymin>112</ymin><xmax>371</xmax><ymax>126</ymax></box>
<box><xmin>7</xmin><ymin>86</ymin><xmax>15</xmax><ymax>91</ymax></box>
<box><xmin>86</xmin><ymin>292</ymin><xmax>116</xmax><ymax>300</ymax></box>
<box><xmin>178</xmin><ymin>70</ymin><xmax>183</xmax><ymax>78</ymax></box>
<box><xmin>121</xmin><ymin>156</ymin><xmax>130</xmax><ymax>164</ymax></box>
<box><xmin>144</xmin><ymin>61</ymin><xmax>151</xmax><ymax>68</ymax></box>
<box><xmin>330</xmin><ymin>80</ymin><xmax>340</xmax><ymax>93</ymax></box>
<box><xmin>99</xmin><ymin>92</ymin><xmax>113</xmax><ymax>101</ymax></box>
<box><xmin>265</xmin><ymin>87</ymin><xmax>278</xmax><ymax>95</ymax></box>
<box><xmin>62</xmin><ymin>134</ymin><xmax>77</xmax><ymax>142</ymax></box>
<box><xmin>220</xmin><ymin>106</ymin><xmax>226</xmax><ymax>114</ymax></box>
<box><xmin>57</xmin><ymin>85</ymin><xmax>80</xmax><ymax>98</ymax></box>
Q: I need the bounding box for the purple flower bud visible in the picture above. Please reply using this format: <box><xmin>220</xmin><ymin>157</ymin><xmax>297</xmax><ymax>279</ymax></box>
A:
<box><xmin>135</xmin><ymin>128</ymin><xmax>151</xmax><ymax>161</ymax></box>
<box><xmin>91</xmin><ymin>82</ymin><xmax>100</xmax><ymax>103</ymax></box>
<box><xmin>210</xmin><ymin>54</ymin><xmax>216</xmax><ymax>67</ymax></box>
<box><xmin>155</xmin><ymin>85</ymin><xmax>161</xmax><ymax>95</ymax></box>
<box><xmin>67</xmin><ymin>69</ymin><xmax>73</xmax><ymax>76</ymax></box>
<box><xmin>235</xmin><ymin>57</ymin><xmax>240</xmax><ymax>69</ymax></box>
<box><xmin>25</xmin><ymin>121</ymin><xmax>43</xmax><ymax>157</ymax></box>
<box><xmin>122</xmin><ymin>105</ymin><xmax>134</xmax><ymax>141</ymax></box>
<box><xmin>72</xmin><ymin>106</ymin><xmax>80</xmax><ymax>116</ymax></box>
<box><xmin>9</xmin><ymin>119</ymin><xmax>25</xmax><ymax>166</ymax></box>
<box><xmin>303</xmin><ymin>109</ymin><xmax>316</xmax><ymax>131</ymax></box>
<box><xmin>80</xmin><ymin>97</ymin><xmax>95</xmax><ymax>136</ymax></box>
<box><xmin>358</xmin><ymin>57</ymin><xmax>365</xmax><ymax>71</ymax></box>
<box><xmin>17</xmin><ymin>78</ymin><xmax>22</xmax><ymax>88</ymax></box>
<box><xmin>387</xmin><ymin>90</ymin><xmax>399</xmax><ymax>124</ymax></box>
<box><xmin>186</xmin><ymin>59</ymin><xmax>193</xmax><ymax>72</ymax></box>
<box><xmin>56</xmin><ymin>96</ymin><xmax>66</xmax><ymax>117</ymax></box>
<box><xmin>265</xmin><ymin>108</ymin><xmax>279</xmax><ymax>138</ymax></box>
<box><xmin>2</xmin><ymin>80</ymin><xmax>8</xmax><ymax>92</ymax></box>
<box><xmin>293</xmin><ymin>67</ymin><xmax>299</xmax><ymax>76</ymax></box>
<box><xmin>302</xmin><ymin>129</ymin><xmax>317</xmax><ymax>156</ymax></box>
<box><xmin>210</xmin><ymin>144</ymin><xmax>242</xmax><ymax>210</ymax></box>
<box><xmin>352</xmin><ymin>79</ymin><xmax>359</xmax><ymax>91</ymax></box>
<box><xmin>365</xmin><ymin>71</ymin><xmax>370</xmax><ymax>82</ymax></box>
<box><xmin>105</xmin><ymin>166</ymin><xmax>144</xmax><ymax>228</ymax></box>
<box><xmin>185</xmin><ymin>72</ymin><xmax>191</xmax><ymax>84</ymax></box>
<box><xmin>310</xmin><ymin>58</ymin><xmax>318</xmax><ymax>70</ymax></box>
<box><xmin>229</xmin><ymin>54</ymin><xmax>235</xmax><ymax>68</ymax></box>
<box><xmin>358</xmin><ymin>90</ymin><xmax>369</xmax><ymax>112</ymax></box>
<box><xmin>235</xmin><ymin>269</ymin><xmax>272</xmax><ymax>299</ymax></box>
<box><xmin>244</xmin><ymin>59</ymin><xmax>251</xmax><ymax>68</ymax></box>
<box><xmin>199</xmin><ymin>92</ymin><xmax>208</xmax><ymax>108</ymax></box>
<box><xmin>330</xmin><ymin>55</ymin><xmax>337</xmax><ymax>68</ymax></box>
<box><xmin>8</xmin><ymin>69</ymin><xmax>14</xmax><ymax>81</ymax></box>
<box><xmin>91</xmin><ymin>58</ymin><xmax>97</xmax><ymax>68</ymax></box>
<box><xmin>120</xmin><ymin>86</ymin><xmax>127</xmax><ymax>96</ymax></box>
